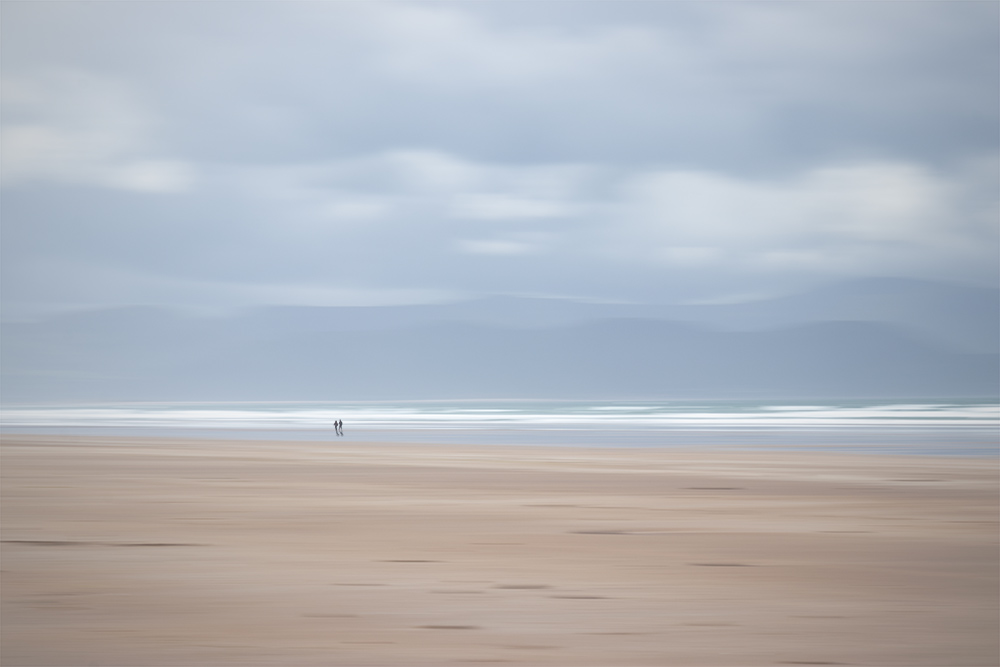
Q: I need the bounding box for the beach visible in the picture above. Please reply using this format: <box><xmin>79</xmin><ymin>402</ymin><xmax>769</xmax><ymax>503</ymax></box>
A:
<box><xmin>2</xmin><ymin>434</ymin><xmax>997</xmax><ymax>667</ymax></box>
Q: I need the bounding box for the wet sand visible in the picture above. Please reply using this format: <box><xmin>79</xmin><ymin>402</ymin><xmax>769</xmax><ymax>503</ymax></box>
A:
<box><xmin>2</xmin><ymin>434</ymin><xmax>997</xmax><ymax>666</ymax></box>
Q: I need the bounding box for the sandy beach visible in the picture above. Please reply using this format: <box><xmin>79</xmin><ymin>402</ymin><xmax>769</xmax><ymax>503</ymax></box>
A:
<box><xmin>2</xmin><ymin>435</ymin><xmax>997</xmax><ymax>667</ymax></box>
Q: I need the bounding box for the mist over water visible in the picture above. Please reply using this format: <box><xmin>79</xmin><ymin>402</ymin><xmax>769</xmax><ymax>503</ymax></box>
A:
<box><xmin>4</xmin><ymin>398</ymin><xmax>996</xmax><ymax>455</ymax></box>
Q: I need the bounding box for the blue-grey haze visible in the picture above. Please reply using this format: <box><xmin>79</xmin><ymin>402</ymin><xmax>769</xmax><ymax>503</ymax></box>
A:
<box><xmin>1</xmin><ymin>2</ymin><xmax>997</xmax><ymax>409</ymax></box>
<box><xmin>2</xmin><ymin>278</ymin><xmax>996</xmax><ymax>404</ymax></box>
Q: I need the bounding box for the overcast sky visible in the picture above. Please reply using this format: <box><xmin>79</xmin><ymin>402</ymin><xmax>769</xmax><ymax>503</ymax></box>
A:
<box><xmin>2</xmin><ymin>0</ymin><xmax>997</xmax><ymax>318</ymax></box>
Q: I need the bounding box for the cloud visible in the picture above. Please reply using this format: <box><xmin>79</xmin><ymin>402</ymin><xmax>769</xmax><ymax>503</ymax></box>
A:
<box><xmin>366</xmin><ymin>2</ymin><xmax>659</xmax><ymax>87</ymax></box>
<box><xmin>1</xmin><ymin>1</ymin><xmax>996</xmax><ymax>315</ymax></box>
<box><xmin>102</xmin><ymin>160</ymin><xmax>193</xmax><ymax>193</ymax></box>
<box><xmin>4</xmin><ymin>146</ymin><xmax>993</xmax><ymax>318</ymax></box>
<box><xmin>455</xmin><ymin>238</ymin><xmax>542</xmax><ymax>256</ymax></box>
<box><xmin>7</xmin><ymin>1</ymin><xmax>992</xmax><ymax>168</ymax></box>
<box><xmin>1</xmin><ymin>69</ymin><xmax>194</xmax><ymax>192</ymax></box>
<box><xmin>452</xmin><ymin>194</ymin><xmax>575</xmax><ymax>220</ymax></box>
<box><xmin>658</xmin><ymin>247</ymin><xmax>725</xmax><ymax>267</ymax></box>
<box><xmin>619</xmin><ymin>160</ymin><xmax>991</xmax><ymax>276</ymax></box>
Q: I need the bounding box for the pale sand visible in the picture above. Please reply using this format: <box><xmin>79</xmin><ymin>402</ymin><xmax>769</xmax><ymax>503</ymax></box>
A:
<box><xmin>1</xmin><ymin>435</ymin><xmax>997</xmax><ymax>667</ymax></box>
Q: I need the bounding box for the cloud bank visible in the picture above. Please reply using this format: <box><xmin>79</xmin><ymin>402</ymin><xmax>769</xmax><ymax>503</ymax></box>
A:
<box><xmin>2</xmin><ymin>1</ymin><xmax>996</xmax><ymax>317</ymax></box>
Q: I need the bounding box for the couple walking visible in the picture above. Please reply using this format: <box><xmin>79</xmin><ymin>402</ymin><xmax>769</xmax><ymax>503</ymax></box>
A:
<box><xmin>333</xmin><ymin>419</ymin><xmax>344</xmax><ymax>437</ymax></box>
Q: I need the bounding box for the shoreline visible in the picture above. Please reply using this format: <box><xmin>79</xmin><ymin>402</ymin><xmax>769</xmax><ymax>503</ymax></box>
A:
<box><xmin>3</xmin><ymin>425</ymin><xmax>997</xmax><ymax>456</ymax></box>
<box><xmin>3</xmin><ymin>434</ymin><xmax>997</xmax><ymax>666</ymax></box>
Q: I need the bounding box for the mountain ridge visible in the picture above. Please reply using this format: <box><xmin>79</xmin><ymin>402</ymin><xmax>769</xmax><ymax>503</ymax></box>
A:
<box><xmin>2</xmin><ymin>278</ymin><xmax>996</xmax><ymax>403</ymax></box>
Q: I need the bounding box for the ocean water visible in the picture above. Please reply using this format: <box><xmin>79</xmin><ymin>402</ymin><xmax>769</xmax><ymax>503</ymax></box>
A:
<box><xmin>2</xmin><ymin>398</ymin><xmax>997</xmax><ymax>455</ymax></box>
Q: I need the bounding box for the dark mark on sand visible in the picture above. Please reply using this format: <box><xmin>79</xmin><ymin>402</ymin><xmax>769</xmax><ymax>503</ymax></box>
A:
<box><xmin>2</xmin><ymin>540</ymin><xmax>204</xmax><ymax>548</ymax></box>
<box><xmin>332</xmin><ymin>583</ymin><xmax>385</xmax><ymax>586</ymax></box>
<box><xmin>683</xmin><ymin>622</ymin><xmax>738</xmax><ymax>626</ymax></box>
<box><xmin>118</xmin><ymin>543</ymin><xmax>204</xmax><ymax>547</ymax></box>
<box><xmin>685</xmin><ymin>487</ymin><xmax>744</xmax><ymax>490</ymax></box>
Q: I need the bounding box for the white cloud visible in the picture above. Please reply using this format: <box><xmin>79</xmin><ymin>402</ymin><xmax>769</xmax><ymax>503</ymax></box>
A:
<box><xmin>4</xmin><ymin>146</ymin><xmax>994</xmax><ymax>314</ymax></box>
<box><xmin>320</xmin><ymin>197</ymin><xmax>390</xmax><ymax>222</ymax></box>
<box><xmin>366</xmin><ymin>3</ymin><xmax>658</xmax><ymax>87</ymax></box>
<box><xmin>2</xmin><ymin>1</ymin><xmax>995</xmax><ymax>312</ymax></box>
<box><xmin>223</xmin><ymin>151</ymin><xmax>590</xmax><ymax>235</ymax></box>
<box><xmin>386</xmin><ymin>150</ymin><xmax>482</xmax><ymax>192</ymax></box>
<box><xmin>619</xmin><ymin>160</ymin><xmax>983</xmax><ymax>275</ymax></box>
<box><xmin>455</xmin><ymin>238</ymin><xmax>541</xmax><ymax>256</ymax></box>
<box><xmin>103</xmin><ymin>159</ymin><xmax>194</xmax><ymax>193</ymax></box>
<box><xmin>1</xmin><ymin>70</ymin><xmax>193</xmax><ymax>192</ymax></box>
<box><xmin>452</xmin><ymin>193</ymin><xmax>574</xmax><ymax>220</ymax></box>
<box><xmin>220</xmin><ymin>151</ymin><xmax>994</xmax><ymax>283</ymax></box>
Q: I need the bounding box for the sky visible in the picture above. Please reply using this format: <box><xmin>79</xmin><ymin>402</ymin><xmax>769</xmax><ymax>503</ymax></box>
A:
<box><xmin>2</xmin><ymin>0</ymin><xmax>997</xmax><ymax>319</ymax></box>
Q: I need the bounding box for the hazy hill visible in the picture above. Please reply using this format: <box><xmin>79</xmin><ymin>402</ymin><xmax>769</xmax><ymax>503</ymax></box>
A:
<box><xmin>2</xmin><ymin>278</ymin><xmax>996</xmax><ymax>403</ymax></box>
<box><xmin>157</xmin><ymin>318</ymin><xmax>996</xmax><ymax>401</ymax></box>
<box><xmin>234</xmin><ymin>277</ymin><xmax>998</xmax><ymax>352</ymax></box>
<box><xmin>666</xmin><ymin>277</ymin><xmax>999</xmax><ymax>354</ymax></box>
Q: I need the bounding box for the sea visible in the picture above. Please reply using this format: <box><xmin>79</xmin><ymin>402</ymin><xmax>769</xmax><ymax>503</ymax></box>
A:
<box><xmin>2</xmin><ymin>398</ymin><xmax>997</xmax><ymax>456</ymax></box>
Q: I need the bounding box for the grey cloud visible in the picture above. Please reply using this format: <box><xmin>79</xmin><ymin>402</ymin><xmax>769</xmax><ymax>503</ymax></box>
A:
<box><xmin>4</xmin><ymin>150</ymin><xmax>994</xmax><ymax>317</ymax></box>
<box><xmin>4</xmin><ymin>1</ymin><xmax>994</xmax><ymax>169</ymax></box>
<box><xmin>1</xmin><ymin>1</ymin><xmax>997</xmax><ymax>317</ymax></box>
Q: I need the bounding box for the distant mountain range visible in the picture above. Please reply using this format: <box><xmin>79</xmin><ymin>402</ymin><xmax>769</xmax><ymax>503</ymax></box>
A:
<box><xmin>2</xmin><ymin>277</ymin><xmax>997</xmax><ymax>403</ymax></box>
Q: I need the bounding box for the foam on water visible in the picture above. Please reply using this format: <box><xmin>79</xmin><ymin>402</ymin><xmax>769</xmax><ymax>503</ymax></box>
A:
<box><xmin>2</xmin><ymin>399</ymin><xmax>997</xmax><ymax>454</ymax></box>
